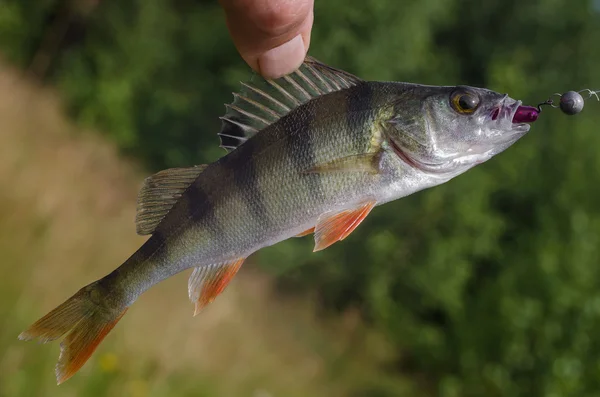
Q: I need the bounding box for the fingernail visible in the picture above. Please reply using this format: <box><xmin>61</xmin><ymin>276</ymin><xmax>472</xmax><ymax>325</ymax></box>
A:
<box><xmin>258</xmin><ymin>35</ymin><xmax>306</xmax><ymax>79</ymax></box>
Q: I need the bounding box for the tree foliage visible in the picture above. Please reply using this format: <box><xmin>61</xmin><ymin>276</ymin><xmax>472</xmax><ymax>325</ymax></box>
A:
<box><xmin>2</xmin><ymin>1</ymin><xmax>600</xmax><ymax>395</ymax></box>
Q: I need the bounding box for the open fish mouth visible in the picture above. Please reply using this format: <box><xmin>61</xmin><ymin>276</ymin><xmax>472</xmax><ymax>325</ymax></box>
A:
<box><xmin>490</xmin><ymin>97</ymin><xmax>533</xmax><ymax>134</ymax></box>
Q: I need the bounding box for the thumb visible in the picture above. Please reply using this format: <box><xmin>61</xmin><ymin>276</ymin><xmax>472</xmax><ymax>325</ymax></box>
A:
<box><xmin>219</xmin><ymin>0</ymin><xmax>314</xmax><ymax>79</ymax></box>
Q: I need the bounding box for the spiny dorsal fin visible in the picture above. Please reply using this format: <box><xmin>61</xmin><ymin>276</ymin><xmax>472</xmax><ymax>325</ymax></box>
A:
<box><xmin>218</xmin><ymin>56</ymin><xmax>363</xmax><ymax>152</ymax></box>
<box><xmin>136</xmin><ymin>165</ymin><xmax>208</xmax><ymax>235</ymax></box>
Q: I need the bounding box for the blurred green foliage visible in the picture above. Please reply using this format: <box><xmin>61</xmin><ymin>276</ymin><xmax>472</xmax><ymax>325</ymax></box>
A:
<box><xmin>2</xmin><ymin>0</ymin><xmax>600</xmax><ymax>396</ymax></box>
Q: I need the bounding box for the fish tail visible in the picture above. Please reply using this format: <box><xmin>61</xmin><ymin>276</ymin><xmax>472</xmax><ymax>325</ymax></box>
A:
<box><xmin>18</xmin><ymin>279</ymin><xmax>128</xmax><ymax>385</ymax></box>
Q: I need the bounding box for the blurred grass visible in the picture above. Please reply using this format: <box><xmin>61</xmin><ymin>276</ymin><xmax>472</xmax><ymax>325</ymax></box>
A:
<box><xmin>0</xmin><ymin>63</ymin><xmax>420</xmax><ymax>396</ymax></box>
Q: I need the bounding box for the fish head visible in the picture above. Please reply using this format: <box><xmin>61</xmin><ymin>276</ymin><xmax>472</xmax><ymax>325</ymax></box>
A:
<box><xmin>386</xmin><ymin>85</ymin><xmax>531</xmax><ymax>175</ymax></box>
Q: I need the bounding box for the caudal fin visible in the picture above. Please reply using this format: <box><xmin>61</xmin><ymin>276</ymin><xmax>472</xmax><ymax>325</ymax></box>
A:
<box><xmin>18</xmin><ymin>282</ymin><xmax>127</xmax><ymax>384</ymax></box>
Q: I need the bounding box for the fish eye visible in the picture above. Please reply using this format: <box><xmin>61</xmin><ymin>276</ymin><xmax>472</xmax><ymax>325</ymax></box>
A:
<box><xmin>450</xmin><ymin>89</ymin><xmax>481</xmax><ymax>114</ymax></box>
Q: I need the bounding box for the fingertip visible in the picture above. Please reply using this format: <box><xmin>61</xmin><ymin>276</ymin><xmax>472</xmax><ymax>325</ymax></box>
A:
<box><xmin>222</xmin><ymin>0</ymin><xmax>314</xmax><ymax>78</ymax></box>
<box><xmin>257</xmin><ymin>34</ymin><xmax>307</xmax><ymax>79</ymax></box>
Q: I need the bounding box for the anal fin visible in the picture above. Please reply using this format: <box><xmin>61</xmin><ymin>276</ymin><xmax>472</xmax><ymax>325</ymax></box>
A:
<box><xmin>188</xmin><ymin>258</ymin><xmax>245</xmax><ymax>316</ymax></box>
<box><xmin>313</xmin><ymin>201</ymin><xmax>376</xmax><ymax>252</ymax></box>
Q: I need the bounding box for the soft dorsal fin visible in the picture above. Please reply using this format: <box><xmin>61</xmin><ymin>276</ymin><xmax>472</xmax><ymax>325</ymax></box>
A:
<box><xmin>218</xmin><ymin>56</ymin><xmax>363</xmax><ymax>152</ymax></box>
<box><xmin>136</xmin><ymin>165</ymin><xmax>207</xmax><ymax>235</ymax></box>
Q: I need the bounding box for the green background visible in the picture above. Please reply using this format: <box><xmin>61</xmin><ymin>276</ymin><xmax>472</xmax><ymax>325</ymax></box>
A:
<box><xmin>1</xmin><ymin>1</ymin><xmax>600</xmax><ymax>396</ymax></box>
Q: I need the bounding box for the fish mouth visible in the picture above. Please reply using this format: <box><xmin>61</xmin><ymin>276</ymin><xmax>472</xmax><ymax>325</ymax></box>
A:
<box><xmin>490</xmin><ymin>97</ymin><xmax>531</xmax><ymax>135</ymax></box>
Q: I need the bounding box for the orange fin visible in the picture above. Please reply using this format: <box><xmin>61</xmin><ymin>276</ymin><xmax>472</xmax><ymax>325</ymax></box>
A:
<box><xmin>188</xmin><ymin>258</ymin><xmax>245</xmax><ymax>316</ymax></box>
<box><xmin>313</xmin><ymin>201</ymin><xmax>376</xmax><ymax>252</ymax></box>
<box><xmin>18</xmin><ymin>283</ymin><xmax>128</xmax><ymax>384</ymax></box>
<box><xmin>295</xmin><ymin>227</ymin><xmax>315</xmax><ymax>237</ymax></box>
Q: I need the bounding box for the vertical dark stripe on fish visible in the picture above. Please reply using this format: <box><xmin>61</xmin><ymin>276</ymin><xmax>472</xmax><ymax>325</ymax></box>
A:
<box><xmin>185</xmin><ymin>183</ymin><xmax>224</xmax><ymax>237</ymax></box>
<box><xmin>285</xmin><ymin>108</ymin><xmax>324</xmax><ymax>202</ymax></box>
<box><xmin>346</xmin><ymin>83</ymin><xmax>373</xmax><ymax>153</ymax></box>
<box><xmin>225</xmin><ymin>139</ymin><xmax>272</xmax><ymax>228</ymax></box>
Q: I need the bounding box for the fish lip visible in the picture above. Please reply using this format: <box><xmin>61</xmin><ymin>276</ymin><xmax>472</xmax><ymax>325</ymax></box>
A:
<box><xmin>507</xmin><ymin>101</ymin><xmax>531</xmax><ymax>134</ymax></box>
<box><xmin>490</xmin><ymin>96</ymin><xmax>520</xmax><ymax>122</ymax></box>
<box><xmin>507</xmin><ymin>99</ymin><xmax>522</xmax><ymax>122</ymax></box>
<box><xmin>490</xmin><ymin>98</ymin><xmax>531</xmax><ymax>135</ymax></box>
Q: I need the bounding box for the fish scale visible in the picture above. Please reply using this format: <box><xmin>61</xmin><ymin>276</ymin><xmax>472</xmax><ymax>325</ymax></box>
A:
<box><xmin>19</xmin><ymin>57</ymin><xmax>535</xmax><ymax>384</ymax></box>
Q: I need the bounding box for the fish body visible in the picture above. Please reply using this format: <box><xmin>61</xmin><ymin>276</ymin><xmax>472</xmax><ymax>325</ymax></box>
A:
<box><xmin>19</xmin><ymin>58</ymin><xmax>533</xmax><ymax>383</ymax></box>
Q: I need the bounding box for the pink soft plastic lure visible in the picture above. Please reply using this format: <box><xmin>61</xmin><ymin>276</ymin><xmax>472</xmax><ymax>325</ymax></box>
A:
<box><xmin>513</xmin><ymin>105</ymin><xmax>540</xmax><ymax>123</ymax></box>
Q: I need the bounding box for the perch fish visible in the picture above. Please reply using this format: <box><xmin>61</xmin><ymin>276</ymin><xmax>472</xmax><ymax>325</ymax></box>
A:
<box><xmin>19</xmin><ymin>57</ymin><xmax>538</xmax><ymax>384</ymax></box>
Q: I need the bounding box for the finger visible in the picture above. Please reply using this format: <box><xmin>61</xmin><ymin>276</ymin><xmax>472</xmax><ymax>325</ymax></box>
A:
<box><xmin>220</xmin><ymin>0</ymin><xmax>314</xmax><ymax>78</ymax></box>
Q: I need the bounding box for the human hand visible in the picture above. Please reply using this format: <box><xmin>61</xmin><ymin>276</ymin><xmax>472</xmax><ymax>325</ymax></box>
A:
<box><xmin>219</xmin><ymin>0</ymin><xmax>314</xmax><ymax>79</ymax></box>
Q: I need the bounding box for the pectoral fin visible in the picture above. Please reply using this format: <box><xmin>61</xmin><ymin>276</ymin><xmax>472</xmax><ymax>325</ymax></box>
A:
<box><xmin>303</xmin><ymin>153</ymin><xmax>381</xmax><ymax>175</ymax></box>
<box><xmin>313</xmin><ymin>201</ymin><xmax>376</xmax><ymax>252</ymax></box>
<box><xmin>295</xmin><ymin>227</ymin><xmax>315</xmax><ymax>237</ymax></box>
<box><xmin>188</xmin><ymin>258</ymin><xmax>245</xmax><ymax>316</ymax></box>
